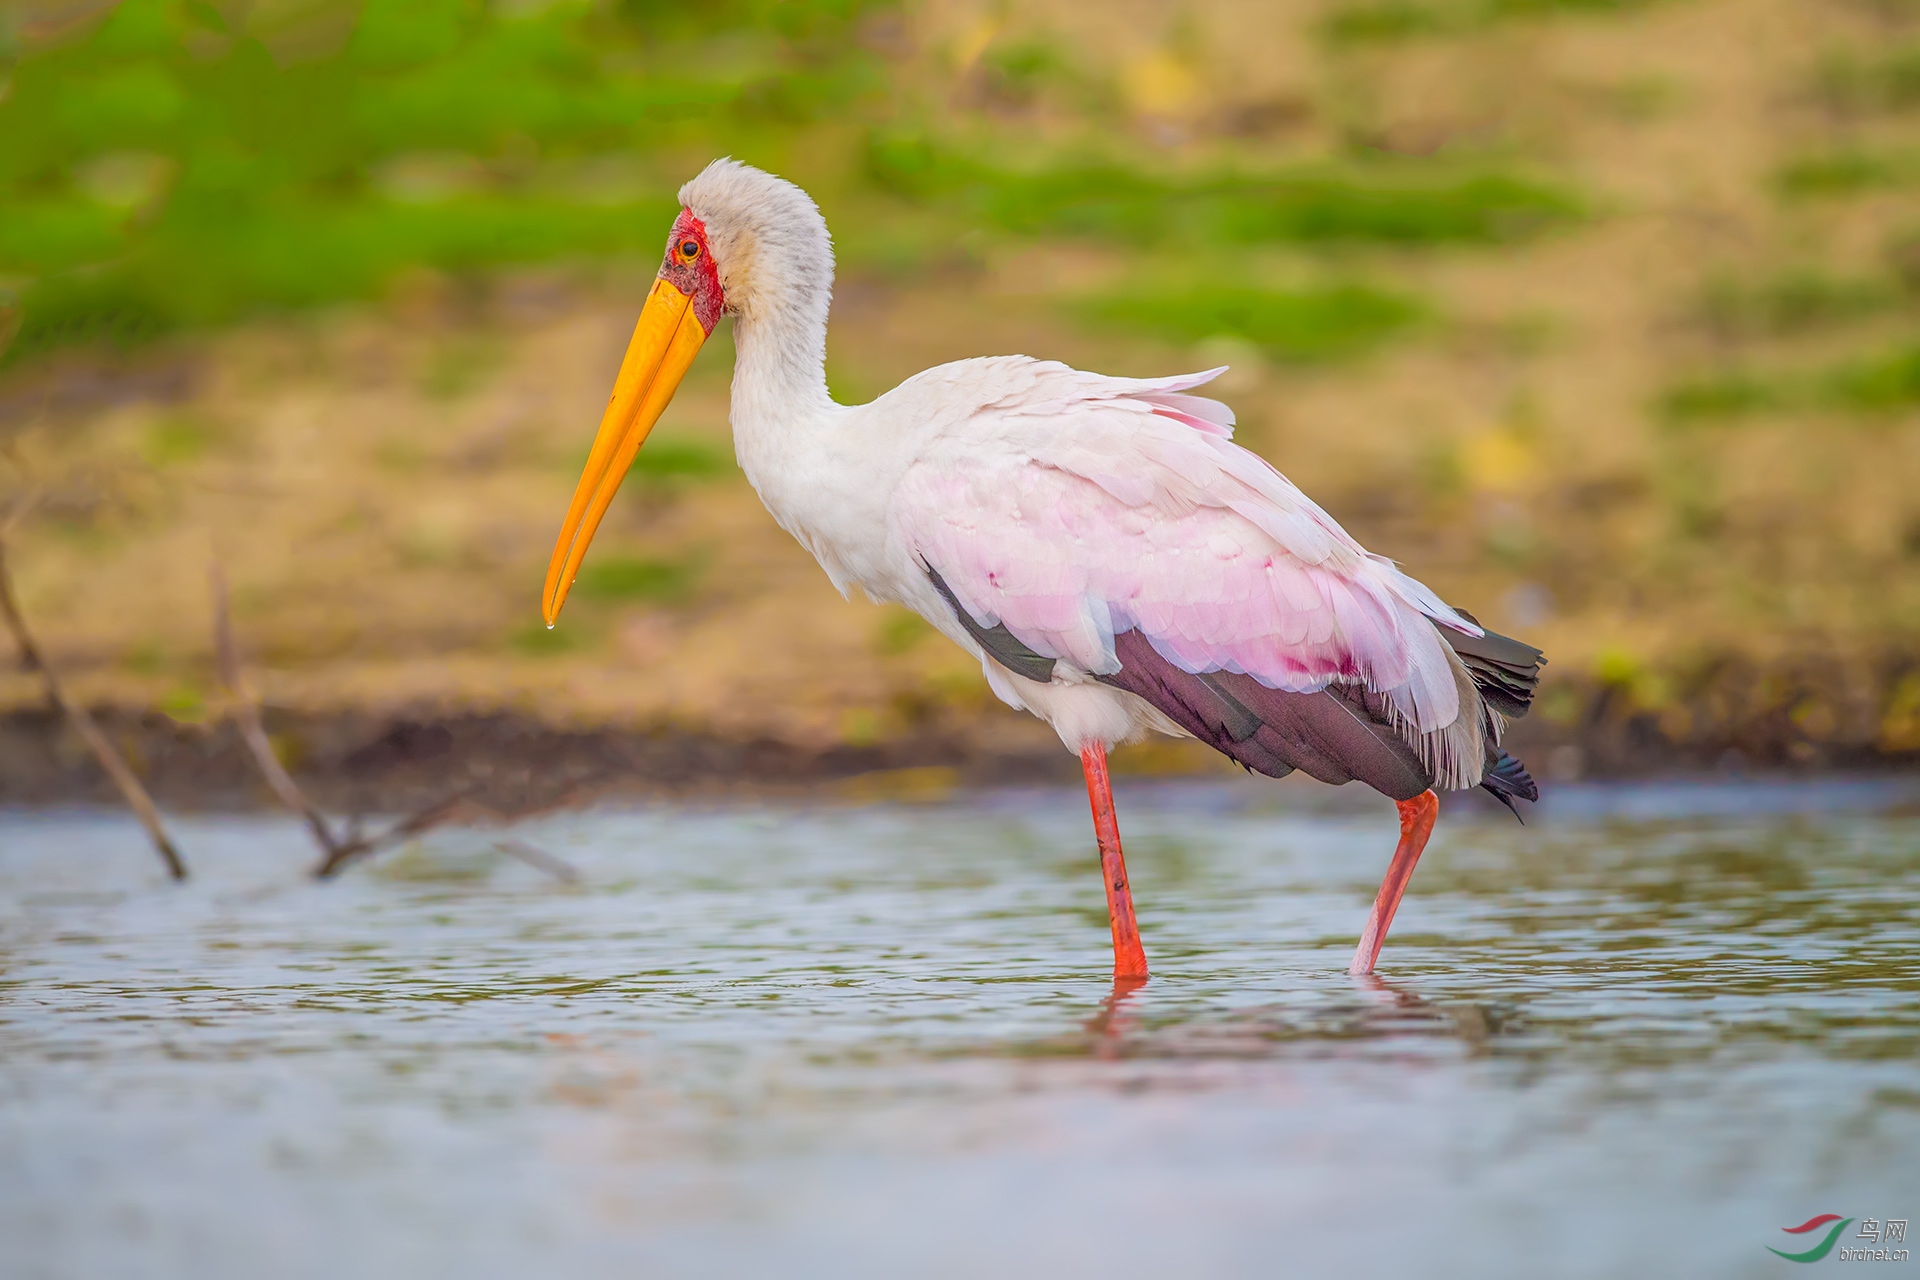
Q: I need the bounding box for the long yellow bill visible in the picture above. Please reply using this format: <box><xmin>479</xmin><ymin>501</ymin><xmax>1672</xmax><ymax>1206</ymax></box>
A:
<box><xmin>542</xmin><ymin>277</ymin><xmax>708</xmax><ymax>626</ymax></box>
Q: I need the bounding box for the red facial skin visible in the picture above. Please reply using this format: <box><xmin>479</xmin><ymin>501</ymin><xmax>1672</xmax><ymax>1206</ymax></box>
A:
<box><xmin>657</xmin><ymin>211</ymin><xmax>725</xmax><ymax>336</ymax></box>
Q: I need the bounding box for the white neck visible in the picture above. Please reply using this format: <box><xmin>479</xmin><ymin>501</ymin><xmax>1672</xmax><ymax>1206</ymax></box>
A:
<box><xmin>728</xmin><ymin>280</ymin><xmax>836</xmax><ymax>428</ymax></box>
<box><xmin>681</xmin><ymin>158</ymin><xmax>898</xmax><ymax>595</ymax></box>
<box><xmin>720</xmin><ymin>223</ymin><xmax>868</xmax><ymax>594</ymax></box>
<box><xmin>722</xmin><ymin>220</ymin><xmax>844</xmax><ymax>528</ymax></box>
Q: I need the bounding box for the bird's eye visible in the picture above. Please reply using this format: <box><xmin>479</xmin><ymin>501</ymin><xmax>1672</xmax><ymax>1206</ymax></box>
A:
<box><xmin>679</xmin><ymin>239</ymin><xmax>701</xmax><ymax>259</ymax></box>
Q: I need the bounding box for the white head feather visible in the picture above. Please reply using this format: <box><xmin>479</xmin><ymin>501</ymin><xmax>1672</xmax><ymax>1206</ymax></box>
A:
<box><xmin>679</xmin><ymin>159</ymin><xmax>836</xmax><ymax>408</ymax></box>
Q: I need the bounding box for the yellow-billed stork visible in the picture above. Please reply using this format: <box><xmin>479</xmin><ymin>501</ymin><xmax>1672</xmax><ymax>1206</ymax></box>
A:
<box><xmin>542</xmin><ymin>159</ymin><xmax>1545</xmax><ymax>981</ymax></box>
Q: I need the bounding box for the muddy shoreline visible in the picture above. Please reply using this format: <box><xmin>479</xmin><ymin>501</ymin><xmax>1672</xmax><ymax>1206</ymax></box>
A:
<box><xmin>0</xmin><ymin>707</ymin><xmax>1085</xmax><ymax>815</ymax></box>
<box><xmin>4</xmin><ymin>688</ymin><xmax>1915</xmax><ymax>815</ymax></box>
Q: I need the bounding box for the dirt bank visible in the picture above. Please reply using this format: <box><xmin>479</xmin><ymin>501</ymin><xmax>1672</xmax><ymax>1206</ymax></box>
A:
<box><xmin>6</xmin><ymin>657</ymin><xmax>1916</xmax><ymax>815</ymax></box>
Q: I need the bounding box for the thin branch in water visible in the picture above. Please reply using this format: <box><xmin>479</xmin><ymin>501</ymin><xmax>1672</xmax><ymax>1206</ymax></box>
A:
<box><xmin>209</xmin><ymin>561</ymin><xmax>477</xmax><ymax>881</ymax></box>
<box><xmin>0</xmin><ymin>526</ymin><xmax>187</xmax><ymax>880</ymax></box>
<box><xmin>492</xmin><ymin>837</ymin><xmax>582</xmax><ymax>884</ymax></box>
<box><xmin>214</xmin><ymin>564</ymin><xmax>568</xmax><ymax>886</ymax></box>
<box><xmin>210</xmin><ymin>563</ymin><xmax>348</xmax><ymax>861</ymax></box>
<box><xmin>312</xmin><ymin>790</ymin><xmax>472</xmax><ymax>880</ymax></box>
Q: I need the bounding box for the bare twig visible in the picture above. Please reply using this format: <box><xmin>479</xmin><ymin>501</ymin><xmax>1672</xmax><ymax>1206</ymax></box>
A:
<box><xmin>207</xmin><ymin>562</ymin><xmax>477</xmax><ymax>879</ymax></box>
<box><xmin>209</xmin><ymin>563</ymin><xmax>348</xmax><ymax>862</ymax></box>
<box><xmin>311</xmin><ymin>790</ymin><xmax>471</xmax><ymax>880</ymax></box>
<box><xmin>210</xmin><ymin>563</ymin><xmax>569</xmax><ymax>882</ymax></box>
<box><xmin>492</xmin><ymin>837</ymin><xmax>582</xmax><ymax>884</ymax></box>
<box><xmin>0</xmin><ymin>527</ymin><xmax>187</xmax><ymax>880</ymax></box>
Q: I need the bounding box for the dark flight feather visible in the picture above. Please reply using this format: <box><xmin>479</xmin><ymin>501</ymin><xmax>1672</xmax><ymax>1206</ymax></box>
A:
<box><xmin>926</xmin><ymin>567</ymin><xmax>1543</xmax><ymax>814</ymax></box>
<box><xmin>1443</xmin><ymin>608</ymin><xmax>1545</xmax><ymax>719</ymax></box>
<box><xmin>1479</xmin><ymin>750</ymin><xmax>1540</xmax><ymax>819</ymax></box>
<box><xmin>926</xmin><ymin>566</ymin><xmax>1057</xmax><ymax>684</ymax></box>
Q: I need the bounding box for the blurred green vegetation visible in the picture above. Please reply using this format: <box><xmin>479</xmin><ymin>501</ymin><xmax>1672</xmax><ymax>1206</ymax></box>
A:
<box><xmin>628</xmin><ymin>437</ymin><xmax>731</xmax><ymax>484</ymax></box>
<box><xmin>1321</xmin><ymin>0</ymin><xmax>1659</xmax><ymax>44</ymax></box>
<box><xmin>509</xmin><ymin>617</ymin><xmax>585</xmax><ymax>656</ymax></box>
<box><xmin>873</xmin><ymin>606</ymin><xmax>932</xmax><ymax>655</ymax></box>
<box><xmin>1814</xmin><ymin>42</ymin><xmax>1920</xmax><ymax>114</ymax></box>
<box><xmin>0</xmin><ymin>0</ymin><xmax>888</xmax><ymax>364</ymax></box>
<box><xmin>1659</xmin><ymin>344</ymin><xmax>1920</xmax><ymax>423</ymax></box>
<box><xmin>866</xmin><ymin>133</ymin><xmax>1583</xmax><ymax>246</ymax></box>
<box><xmin>139</xmin><ymin>414</ymin><xmax>215</xmax><ymax>465</ymax></box>
<box><xmin>1775</xmin><ymin>147</ymin><xmax>1920</xmax><ymax>198</ymax></box>
<box><xmin>1829</xmin><ymin>343</ymin><xmax>1920</xmax><ymax>410</ymax></box>
<box><xmin>575</xmin><ymin>551</ymin><xmax>702</xmax><ymax>603</ymax></box>
<box><xmin>1698</xmin><ymin>270</ymin><xmax>1904</xmax><ymax>339</ymax></box>
<box><xmin>1657</xmin><ymin>373</ymin><xmax>1783</xmax><ymax>423</ymax></box>
<box><xmin>1075</xmin><ymin>282</ymin><xmax>1423</xmax><ymax>362</ymax></box>
<box><xmin>0</xmin><ymin>0</ymin><xmax>1588</xmax><ymax>370</ymax></box>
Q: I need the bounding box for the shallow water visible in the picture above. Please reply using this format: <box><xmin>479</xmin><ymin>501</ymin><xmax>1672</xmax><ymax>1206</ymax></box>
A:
<box><xmin>2</xmin><ymin>778</ymin><xmax>1917</xmax><ymax>1279</ymax></box>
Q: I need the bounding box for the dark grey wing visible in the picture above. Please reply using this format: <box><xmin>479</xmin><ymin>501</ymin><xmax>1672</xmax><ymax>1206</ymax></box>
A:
<box><xmin>1480</xmin><ymin>749</ymin><xmax>1539</xmax><ymax>815</ymax></box>
<box><xmin>1440</xmin><ymin>611</ymin><xmax>1544</xmax><ymax>815</ymax></box>
<box><xmin>1444</xmin><ymin>609</ymin><xmax>1545</xmax><ymax>719</ymax></box>
<box><xmin>1097</xmin><ymin>631</ymin><xmax>1434</xmax><ymax>802</ymax></box>
<box><xmin>926</xmin><ymin>566</ymin><xmax>1056</xmax><ymax>683</ymax></box>
<box><xmin>925</xmin><ymin>566</ymin><xmax>1540</xmax><ymax>813</ymax></box>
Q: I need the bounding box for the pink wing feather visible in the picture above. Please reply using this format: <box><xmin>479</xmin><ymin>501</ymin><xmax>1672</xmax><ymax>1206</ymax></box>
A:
<box><xmin>893</xmin><ymin>366</ymin><xmax>1478</xmax><ymax>735</ymax></box>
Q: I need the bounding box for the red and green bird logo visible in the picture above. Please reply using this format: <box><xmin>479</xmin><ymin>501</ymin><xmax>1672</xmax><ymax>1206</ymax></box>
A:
<box><xmin>1769</xmin><ymin>1215</ymin><xmax>1853</xmax><ymax>1263</ymax></box>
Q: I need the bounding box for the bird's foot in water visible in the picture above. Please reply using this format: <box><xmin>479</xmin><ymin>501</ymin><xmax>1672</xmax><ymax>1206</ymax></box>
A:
<box><xmin>1350</xmin><ymin>790</ymin><xmax>1439</xmax><ymax>976</ymax></box>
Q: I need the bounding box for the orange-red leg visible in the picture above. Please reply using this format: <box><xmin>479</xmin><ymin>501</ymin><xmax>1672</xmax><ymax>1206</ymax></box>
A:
<box><xmin>1080</xmin><ymin>743</ymin><xmax>1149</xmax><ymax>981</ymax></box>
<box><xmin>1350</xmin><ymin>790</ymin><xmax>1440</xmax><ymax>976</ymax></box>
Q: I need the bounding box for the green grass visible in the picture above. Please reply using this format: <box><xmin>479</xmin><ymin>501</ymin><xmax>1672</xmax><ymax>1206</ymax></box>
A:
<box><xmin>875</xmin><ymin>608</ymin><xmax>932</xmax><ymax>655</ymax></box>
<box><xmin>1075</xmin><ymin>283</ymin><xmax>1425</xmax><ymax>362</ymax></box>
<box><xmin>1323</xmin><ymin>4</ymin><xmax>1455</xmax><ymax>42</ymax></box>
<box><xmin>1659</xmin><ymin>344</ymin><xmax>1920</xmax><ymax>421</ymax></box>
<box><xmin>866</xmin><ymin>134</ymin><xmax>1583</xmax><ymax>248</ymax></box>
<box><xmin>629</xmin><ymin>439</ymin><xmax>732</xmax><ymax>484</ymax></box>
<box><xmin>1658</xmin><ymin>373</ymin><xmax>1783</xmax><ymax>423</ymax></box>
<box><xmin>1699</xmin><ymin>271</ymin><xmax>1903</xmax><ymax>337</ymax></box>
<box><xmin>1322</xmin><ymin>0</ymin><xmax>1658</xmax><ymax>43</ymax></box>
<box><xmin>421</xmin><ymin>335</ymin><xmax>502</xmax><ymax>400</ymax></box>
<box><xmin>0</xmin><ymin>0</ymin><xmax>891</xmax><ymax>365</ymax></box>
<box><xmin>573</xmin><ymin>553</ymin><xmax>702</xmax><ymax>604</ymax></box>
<box><xmin>1775</xmin><ymin>149</ymin><xmax>1919</xmax><ymax>198</ymax></box>
<box><xmin>0</xmin><ymin>0</ymin><xmax>1585</xmax><ymax>369</ymax></box>
<box><xmin>1825</xmin><ymin>344</ymin><xmax>1920</xmax><ymax>411</ymax></box>
<box><xmin>1815</xmin><ymin>44</ymin><xmax>1920</xmax><ymax>114</ymax></box>
<box><xmin>141</xmin><ymin>416</ymin><xmax>214</xmax><ymax>466</ymax></box>
<box><xmin>510</xmin><ymin>618</ymin><xmax>586</xmax><ymax>656</ymax></box>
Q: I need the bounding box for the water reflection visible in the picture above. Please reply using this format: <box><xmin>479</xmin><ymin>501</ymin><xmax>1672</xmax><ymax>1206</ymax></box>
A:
<box><xmin>0</xmin><ymin>781</ymin><xmax>1916</xmax><ymax>1278</ymax></box>
<box><xmin>995</xmin><ymin>974</ymin><xmax>1521</xmax><ymax>1066</ymax></box>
